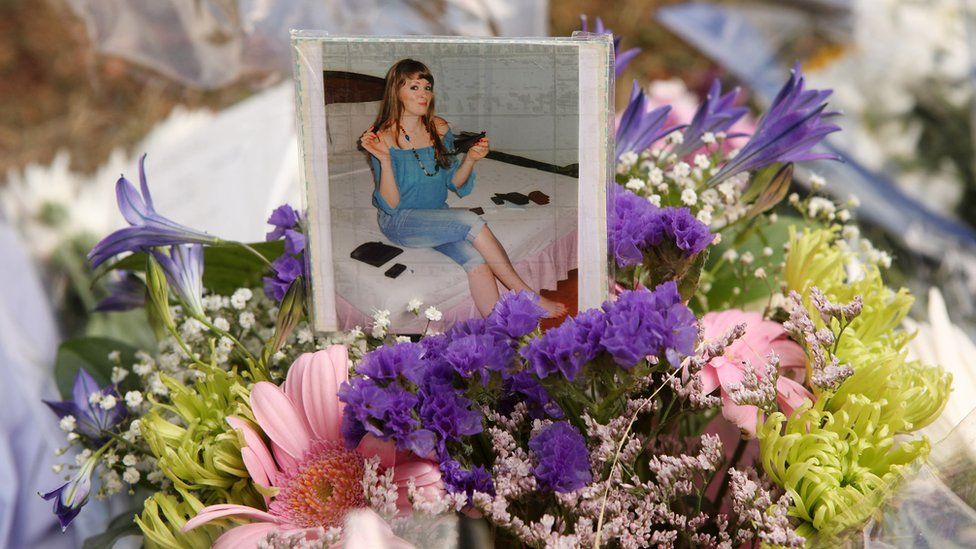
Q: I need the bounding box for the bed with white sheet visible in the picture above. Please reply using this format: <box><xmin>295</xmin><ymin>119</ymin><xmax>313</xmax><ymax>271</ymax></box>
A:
<box><xmin>325</xmin><ymin>148</ymin><xmax>578</xmax><ymax>333</ymax></box>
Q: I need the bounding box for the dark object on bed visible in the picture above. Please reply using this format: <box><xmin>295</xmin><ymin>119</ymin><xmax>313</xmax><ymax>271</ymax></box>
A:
<box><xmin>384</xmin><ymin>263</ymin><xmax>407</xmax><ymax>278</ymax></box>
<box><xmin>490</xmin><ymin>196</ymin><xmax>505</xmax><ymax>205</ymax></box>
<box><xmin>323</xmin><ymin>71</ymin><xmax>386</xmax><ymax>104</ymax></box>
<box><xmin>528</xmin><ymin>191</ymin><xmax>550</xmax><ymax>205</ymax></box>
<box><xmin>485</xmin><ymin>150</ymin><xmax>579</xmax><ymax>178</ymax></box>
<box><xmin>350</xmin><ymin>242</ymin><xmax>403</xmax><ymax>267</ymax></box>
<box><xmin>469</xmin><ymin>207</ymin><xmax>485</xmax><ymax>215</ymax></box>
<box><xmin>495</xmin><ymin>192</ymin><xmax>530</xmax><ymax>206</ymax></box>
<box><xmin>452</xmin><ymin>131</ymin><xmax>486</xmax><ymax>154</ymax></box>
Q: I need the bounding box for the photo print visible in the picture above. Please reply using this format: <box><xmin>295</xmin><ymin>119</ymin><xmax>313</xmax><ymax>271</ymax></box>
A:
<box><xmin>293</xmin><ymin>33</ymin><xmax>613</xmax><ymax>332</ymax></box>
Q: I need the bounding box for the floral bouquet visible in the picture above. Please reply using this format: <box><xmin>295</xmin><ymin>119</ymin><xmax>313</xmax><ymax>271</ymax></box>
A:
<box><xmin>39</xmin><ymin>22</ymin><xmax>955</xmax><ymax>549</ymax></box>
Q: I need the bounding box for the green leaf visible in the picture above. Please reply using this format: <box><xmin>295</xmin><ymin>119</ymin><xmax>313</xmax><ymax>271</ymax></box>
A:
<box><xmin>744</xmin><ymin>163</ymin><xmax>794</xmax><ymax>219</ymax></box>
<box><xmin>82</xmin><ymin>509</ymin><xmax>141</xmax><ymax>549</ymax></box>
<box><xmin>54</xmin><ymin>337</ymin><xmax>139</xmax><ymax>400</ymax></box>
<box><xmin>111</xmin><ymin>241</ymin><xmax>284</xmax><ymax>295</ymax></box>
<box><xmin>739</xmin><ymin>163</ymin><xmax>782</xmax><ymax>204</ymax></box>
<box><xmin>678</xmin><ymin>250</ymin><xmax>708</xmax><ymax>302</ymax></box>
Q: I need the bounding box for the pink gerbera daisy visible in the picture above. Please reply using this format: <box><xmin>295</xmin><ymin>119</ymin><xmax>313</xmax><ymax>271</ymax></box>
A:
<box><xmin>699</xmin><ymin>310</ymin><xmax>813</xmax><ymax>438</ymax></box>
<box><xmin>183</xmin><ymin>346</ymin><xmax>443</xmax><ymax>547</ymax></box>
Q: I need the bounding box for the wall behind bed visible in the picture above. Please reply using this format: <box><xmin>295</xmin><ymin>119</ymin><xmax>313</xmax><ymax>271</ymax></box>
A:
<box><xmin>322</xmin><ymin>40</ymin><xmax>580</xmax><ymax>169</ymax></box>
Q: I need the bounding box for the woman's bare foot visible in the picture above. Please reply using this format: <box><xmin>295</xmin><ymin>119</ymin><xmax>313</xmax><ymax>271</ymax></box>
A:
<box><xmin>538</xmin><ymin>295</ymin><xmax>568</xmax><ymax>319</ymax></box>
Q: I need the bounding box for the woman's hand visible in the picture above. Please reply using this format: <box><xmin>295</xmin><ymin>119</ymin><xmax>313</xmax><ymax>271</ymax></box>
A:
<box><xmin>360</xmin><ymin>127</ymin><xmax>390</xmax><ymax>161</ymax></box>
<box><xmin>466</xmin><ymin>137</ymin><xmax>490</xmax><ymax>162</ymax></box>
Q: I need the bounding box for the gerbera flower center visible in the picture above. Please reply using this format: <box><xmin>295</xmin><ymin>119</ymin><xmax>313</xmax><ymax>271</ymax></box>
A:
<box><xmin>269</xmin><ymin>440</ymin><xmax>367</xmax><ymax>529</ymax></box>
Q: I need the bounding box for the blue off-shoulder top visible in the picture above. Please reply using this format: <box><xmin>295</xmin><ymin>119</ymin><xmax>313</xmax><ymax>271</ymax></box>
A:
<box><xmin>369</xmin><ymin>129</ymin><xmax>476</xmax><ymax>215</ymax></box>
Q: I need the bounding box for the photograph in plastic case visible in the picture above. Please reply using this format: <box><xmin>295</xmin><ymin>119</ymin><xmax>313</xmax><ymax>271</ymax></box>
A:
<box><xmin>293</xmin><ymin>33</ymin><xmax>613</xmax><ymax>333</ymax></box>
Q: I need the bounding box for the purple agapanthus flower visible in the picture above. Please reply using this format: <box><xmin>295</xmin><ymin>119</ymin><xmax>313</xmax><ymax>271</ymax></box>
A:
<box><xmin>709</xmin><ymin>63</ymin><xmax>841</xmax><ymax>185</ymax></box>
<box><xmin>88</xmin><ymin>154</ymin><xmax>217</xmax><ymax>268</ymax></box>
<box><xmin>43</xmin><ymin>369</ymin><xmax>126</xmax><ymax>444</ymax></box>
<box><xmin>95</xmin><ymin>271</ymin><xmax>145</xmax><ymax>312</ymax></box>
<box><xmin>356</xmin><ymin>341</ymin><xmax>426</xmax><ymax>385</ymax></box>
<box><xmin>601</xmin><ymin>282</ymin><xmax>698</xmax><ymax>367</ymax></box>
<box><xmin>40</xmin><ymin>452</ymin><xmax>99</xmax><ymax>530</ymax></box>
<box><xmin>580</xmin><ymin>15</ymin><xmax>640</xmax><ymax>77</ymax></box>
<box><xmin>529</xmin><ymin>422</ymin><xmax>592</xmax><ymax>493</ymax></box>
<box><xmin>616</xmin><ymin>81</ymin><xmax>682</xmax><ymax>160</ymax></box>
<box><xmin>672</xmin><ymin>78</ymin><xmax>749</xmax><ymax>158</ymax></box>
<box><xmin>486</xmin><ymin>290</ymin><xmax>547</xmax><ymax>339</ymax></box>
<box><xmin>151</xmin><ymin>243</ymin><xmax>205</xmax><ymax>317</ymax></box>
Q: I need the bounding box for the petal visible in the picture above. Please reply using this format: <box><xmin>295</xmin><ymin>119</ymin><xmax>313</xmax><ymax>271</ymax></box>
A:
<box><xmin>769</xmin><ymin>338</ymin><xmax>807</xmax><ymax>370</ymax></box>
<box><xmin>356</xmin><ymin>434</ymin><xmax>397</xmax><ymax>469</ymax></box>
<box><xmin>282</xmin><ymin>354</ymin><xmax>314</xmax><ymax>435</ymax></box>
<box><xmin>302</xmin><ymin>350</ymin><xmax>344</xmax><ymax>441</ymax></box>
<box><xmin>392</xmin><ymin>460</ymin><xmax>442</xmax><ymax>486</ymax></box>
<box><xmin>698</xmin><ymin>364</ymin><xmax>721</xmax><ymax>395</ymax></box>
<box><xmin>226</xmin><ymin>416</ymin><xmax>279</xmax><ymax>487</ymax></box>
<box><xmin>326</xmin><ymin>345</ymin><xmax>350</xmax><ymax>386</ymax></box>
<box><xmin>213</xmin><ymin>523</ymin><xmax>280</xmax><ymax>549</ymax></box>
<box><xmin>714</xmin><ymin>357</ymin><xmax>745</xmax><ymax>389</ymax></box>
<box><xmin>720</xmin><ymin>389</ymin><xmax>759</xmax><ymax>439</ymax></box>
<box><xmin>116</xmin><ymin>175</ymin><xmax>152</xmax><ymax>226</ymax></box>
<box><xmin>776</xmin><ymin>377</ymin><xmax>814</xmax><ymax>416</ymax></box>
<box><xmin>250</xmin><ymin>382</ymin><xmax>311</xmax><ymax>461</ymax></box>
<box><xmin>183</xmin><ymin>504</ymin><xmax>280</xmax><ymax>531</ymax></box>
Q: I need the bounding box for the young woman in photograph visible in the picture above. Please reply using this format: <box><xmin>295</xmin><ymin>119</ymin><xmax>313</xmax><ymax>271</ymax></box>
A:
<box><xmin>359</xmin><ymin>58</ymin><xmax>567</xmax><ymax>318</ymax></box>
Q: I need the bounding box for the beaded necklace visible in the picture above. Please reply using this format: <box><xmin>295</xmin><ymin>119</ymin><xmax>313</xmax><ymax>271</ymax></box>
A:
<box><xmin>401</xmin><ymin>127</ymin><xmax>439</xmax><ymax>177</ymax></box>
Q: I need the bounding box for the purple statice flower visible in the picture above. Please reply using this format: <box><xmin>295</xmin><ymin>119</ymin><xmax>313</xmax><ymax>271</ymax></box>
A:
<box><xmin>486</xmin><ymin>291</ymin><xmax>547</xmax><ymax>339</ymax></box>
<box><xmin>580</xmin><ymin>15</ymin><xmax>640</xmax><ymax>77</ymax></box>
<box><xmin>356</xmin><ymin>341</ymin><xmax>426</xmax><ymax>385</ymax></box>
<box><xmin>43</xmin><ymin>369</ymin><xmax>126</xmax><ymax>444</ymax></box>
<box><xmin>609</xmin><ymin>188</ymin><xmax>714</xmax><ymax>268</ymax></box>
<box><xmin>440</xmin><ymin>459</ymin><xmax>494</xmax><ymax>501</ymax></box>
<box><xmin>616</xmin><ymin>81</ymin><xmax>681</xmax><ymax>160</ymax></box>
<box><xmin>88</xmin><ymin>154</ymin><xmax>217</xmax><ymax>268</ymax></box>
<box><xmin>601</xmin><ymin>282</ymin><xmax>698</xmax><ymax>367</ymax></box>
<box><xmin>419</xmin><ymin>390</ymin><xmax>483</xmax><ymax>447</ymax></box>
<box><xmin>709</xmin><ymin>63</ymin><xmax>841</xmax><ymax>185</ymax></box>
<box><xmin>659</xmin><ymin>207</ymin><xmax>715</xmax><ymax>255</ymax></box>
<box><xmin>40</xmin><ymin>451</ymin><xmax>99</xmax><ymax>530</ymax></box>
<box><xmin>528</xmin><ymin>422</ymin><xmax>591</xmax><ymax>493</ymax></box>
<box><xmin>443</xmin><ymin>334</ymin><xmax>514</xmax><ymax>380</ymax></box>
<box><xmin>95</xmin><ymin>271</ymin><xmax>145</xmax><ymax>312</ymax></box>
<box><xmin>151</xmin><ymin>243</ymin><xmax>205</xmax><ymax>317</ymax></box>
<box><xmin>446</xmin><ymin>317</ymin><xmax>488</xmax><ymax>338</ymax></box>
<box><xmin>501</xmin><ymin>371</ymin><xmax>564</xmax><ymax>419</ymax></box>
<box><xmin>608</xmin><ymin>187</ymin><xmax>661</xmax><ymax>267</ymax></box>
<box><xmin>263</xmin><ymin>254</ymin><xmax>303</xmax><ymax>301</ymax></box>
<box><xmin>519</xmin><ymin>313</ymin><xmax>603</xmax><ymax>381</ymax></box>
<box><xmin>337</xmin><ymin>378</ymin><xmax>435</xmax><ymax>457</ymax></box>
<box><xmin>672</xmin><ymin>78</ymin><xmax>749</xmax><ymax>158</ymax></box>
<box><xmin>266</xmin><ymin>204</ymin><xmax>300</xmax><ymax>240</ymax></box>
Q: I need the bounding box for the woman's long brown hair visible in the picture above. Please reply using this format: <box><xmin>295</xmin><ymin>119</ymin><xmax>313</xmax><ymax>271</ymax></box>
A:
<box><xmin>372</xmin><ymin>59</ymin><xmax>451</xmax><ymax>168</ymax></box>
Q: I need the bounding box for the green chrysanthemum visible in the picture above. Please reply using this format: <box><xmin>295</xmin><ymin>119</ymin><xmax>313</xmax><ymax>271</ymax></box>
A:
<box><xmin>136</xmin><ymin>490</ymin><xmax>220</xmax><ymax>549</ymax></box>
<box><xmin>759</xmin><ymin>396</ymin><xmax>928</xmax><ymax>539</ymax></box>
<box><xmin>761</xmin><ymin>226</ymin><xmax>952</xmax><ymax>539</ymax></box>
<box><xmin>138</xmin><ymin>365</ymin><xmax>263</xmax><ymax>542</ymax></box>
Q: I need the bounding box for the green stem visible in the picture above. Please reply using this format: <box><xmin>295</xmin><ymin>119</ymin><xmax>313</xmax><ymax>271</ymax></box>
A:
<box><xmin>232</xmin><ymin>241</ymin><xmax>274</xmax><ymax>269</ymax></box>
<box><xmin>194</xmin><ymin>313</ymin><xmax>260</xmax><ymax>366</ymax></box>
